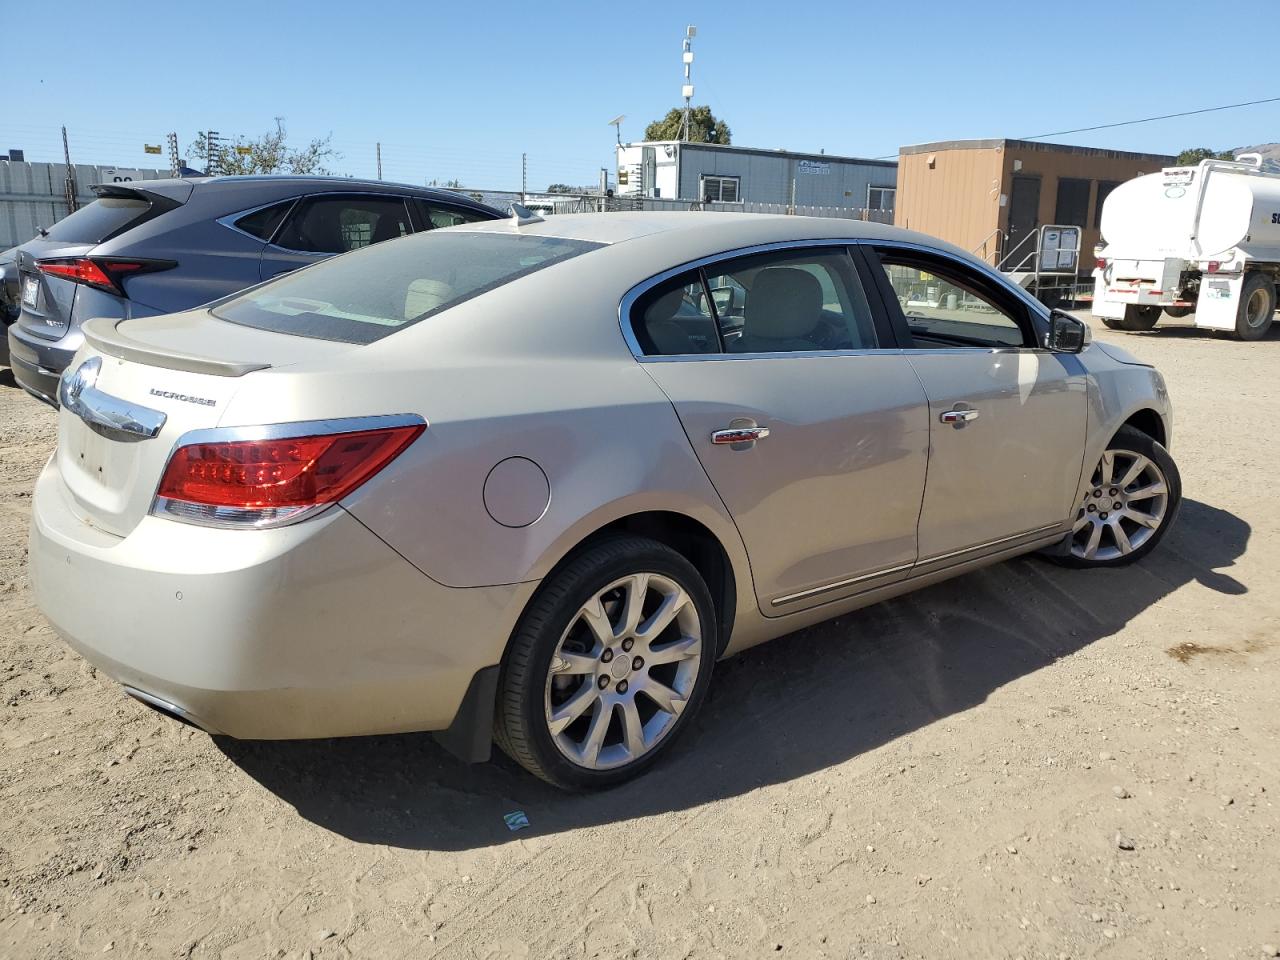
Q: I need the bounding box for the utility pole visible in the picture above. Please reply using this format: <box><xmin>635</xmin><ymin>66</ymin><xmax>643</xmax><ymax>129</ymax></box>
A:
<box><xmin>205</xmin><ymin>130</ymin><xmax>223</xmax><ymax>176</ymax></box>
<box><xmin>521</xmin><ymin>153</ymin><xmax>527</xmax><ymax>202</ymax></box>
<box><xmin>61</xmin><ymin>125</ymin><xmax>79</xmax><ymax>213</ymax></box>
<box><xmin>166</xmin><ymin>132</ymin><xmax>180</xmax><ymax>178</ymax></box>
<box><xmin>681</xmin><ymin>26</ymin><xmax>696</xmax><ymax>141</ymax></box>
<box><xmin>376</xmin><ymin>142</ymin><xmax>382</xmax><ymax>180</ymax></box>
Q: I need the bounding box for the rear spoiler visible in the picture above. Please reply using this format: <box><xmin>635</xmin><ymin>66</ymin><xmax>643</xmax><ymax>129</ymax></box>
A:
<box><xmin>81</xmin><ymin>316</ymin><xmax>271</xmax><ymax>377</ymax></box>
<box><xmin>91</xmin><ymin>179</ymin><xmax>195</xmax><ymax>205</ymax></box>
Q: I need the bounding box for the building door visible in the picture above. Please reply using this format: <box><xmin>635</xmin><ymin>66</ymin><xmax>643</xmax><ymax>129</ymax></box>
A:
<box><xmin>1006</xmin><ymin>175</ymin><xmax>1041</xmax><ymax>268</ymax></box>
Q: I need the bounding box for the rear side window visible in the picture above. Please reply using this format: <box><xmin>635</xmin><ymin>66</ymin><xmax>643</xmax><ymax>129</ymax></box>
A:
<box><xmin>273</xmin><ymin>196</ymin><xmax>412</xmax><ymax>254</ymax></box>
<box><xmin>212</xmin><ymin>231</ymin><xmax>602</xmax><ymax>344</ymax></box>
<box><xmin>233</xmin><ymin>201</ymin><xmax>294</xmax><ymax>241</ymax></box>
<box><xmin>422</xmin><ymin>202</ymin><xmax>489</xmax><ymax>229</ymax></box>
<box><xmin>44</xmin><ymin>197</ymin><xmax>151</xmax><ymax>243</ymax></box>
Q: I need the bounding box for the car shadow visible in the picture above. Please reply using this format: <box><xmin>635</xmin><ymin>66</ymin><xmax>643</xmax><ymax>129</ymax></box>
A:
<box><xmin>0</xmin><ymin>333</ymin><xmax>16</xmax><ymax>389</ymax></box>
<box><xmin>218</xmin><ymin>497</ymin><xmax>1249</xmax><ymax>852</ymax></box>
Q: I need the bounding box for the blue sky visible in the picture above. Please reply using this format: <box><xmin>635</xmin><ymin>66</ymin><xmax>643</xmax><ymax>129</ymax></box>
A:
<box><xmin>7</xmin><ymin>0</ymin><xmax>1277</xmax><ymax>189</ymax></box>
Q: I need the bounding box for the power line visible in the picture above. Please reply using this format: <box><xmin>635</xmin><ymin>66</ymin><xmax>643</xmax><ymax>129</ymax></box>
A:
<box><xmin>873</xmin><ymin>94</ymin><xmax>1280</xmax><ymax>160</ymax></box>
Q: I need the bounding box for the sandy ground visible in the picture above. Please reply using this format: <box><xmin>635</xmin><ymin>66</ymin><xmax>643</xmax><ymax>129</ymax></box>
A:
<box><xmin>0</xmin><ymin>316</ymin><xmax>1277</xmax><ymax>960</ymax></box>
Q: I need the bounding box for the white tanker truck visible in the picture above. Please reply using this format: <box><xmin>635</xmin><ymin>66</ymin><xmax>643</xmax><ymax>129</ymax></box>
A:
<box><xmin>1092</xmin><ymin>153</ymin><xmax>1280</xmax><ymax>340</ymax></box>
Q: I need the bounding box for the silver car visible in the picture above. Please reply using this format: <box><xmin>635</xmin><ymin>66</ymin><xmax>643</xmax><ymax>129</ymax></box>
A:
<box><xmin>29</xmin><ymin>213</ymin><xmax>1180</xmax><ymax>789</ymax></box>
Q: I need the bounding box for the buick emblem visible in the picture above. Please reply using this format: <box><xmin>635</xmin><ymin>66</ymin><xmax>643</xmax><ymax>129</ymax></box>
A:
<box><xmin>60</xmin><ymin>356</ymin><xmax>102</xmax><ymax>409</ymax></box>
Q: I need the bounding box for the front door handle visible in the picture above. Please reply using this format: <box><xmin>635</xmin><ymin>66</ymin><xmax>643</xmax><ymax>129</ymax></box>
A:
<box><xmin>939</xmin><ymin>408</ymin><xmax>980</xmax><ymax>426</ymax></box>
<box><xmin>711</xmin><ymin>425</ymin><xmax>770</xmax><ymax>445</ymax></box>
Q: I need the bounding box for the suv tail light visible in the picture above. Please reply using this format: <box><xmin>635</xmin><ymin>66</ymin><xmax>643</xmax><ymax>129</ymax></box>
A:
<box><xmin>36</xmin><ymin>256</ymin><xmax>176</xmax><ymax>296</ymax></box>
<box><xmin>152</xmin><ymin>418</ymin><xmax>425</xmax><ymax>529</ymax></box>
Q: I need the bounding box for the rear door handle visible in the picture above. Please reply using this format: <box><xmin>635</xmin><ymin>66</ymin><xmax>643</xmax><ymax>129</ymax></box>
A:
<box><xmin>712</xmin><ymin>425</ymin><xmax>770</xmax><ymax>444</ymax></box>
<box><xmin>939</xmin><ymin>408</ymin><xmax>979</xmax><ymax>425</ymax></box>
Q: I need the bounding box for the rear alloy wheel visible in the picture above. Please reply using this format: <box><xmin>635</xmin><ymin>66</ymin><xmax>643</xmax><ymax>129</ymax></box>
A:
<box><xmin>1116</xmin><ymin>304</ymin><xmax>1160</xmax><ymax>331</ymax></box>
<box><xmin>1057</xmin><ymin>425</ymin><xmax>1181</xmax><ymax>568</ymax></box>
<box><xmin>495</xmin><ymin>536</ymin><xmax>717</xmax><ymax>790</ymax></box>
<box><xmin>1234</xmin><ymin>272</ymin><xmax>1274</xmax><ymax>341</ymax></box>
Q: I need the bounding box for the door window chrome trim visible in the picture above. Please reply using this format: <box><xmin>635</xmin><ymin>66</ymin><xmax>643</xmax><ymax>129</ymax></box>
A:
<box><xmin>618</xmin><ymin>237</ymin><xmax>1050</xmax><ymax>361</ymax></box>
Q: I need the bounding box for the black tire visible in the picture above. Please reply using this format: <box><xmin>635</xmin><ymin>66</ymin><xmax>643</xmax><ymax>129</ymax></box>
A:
<box><xmin>1233</xmin><ymin>272</ymin><xmax>1274</xmax><ymax>341</ymax></box>
<box><xmin>1050</xmin><ymin>425</ymin><xmax>1181</xmax><ymax>569</ymax></box>
<box><xmin>1163</xmin><ymin>305</ymin><xmax>1193</xmax><ymax>319</ymax></box>
<box><xmin>1100</xmin><ymin>316</ymin><xmax>1124</xmax><ymax>330</ymax></box>
<box><xmin>1116</xmin><ymin>305</ymin><xmax>1160</xmax><ymax>331</ymax></box>
<box><xmin>494</xmin><ymin>536</ymin><xmax>718</xmax><ymax>790</ymax></box>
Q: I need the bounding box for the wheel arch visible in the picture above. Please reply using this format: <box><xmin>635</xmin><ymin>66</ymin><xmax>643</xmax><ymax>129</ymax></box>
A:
<box><xmin>530</xmin><ymin>509</ymin><xmax>739</xmax><ymax>656</ymax></box>
<box><xmin>1119</xmin><ymin>407</ymin><xmax>1167</xmax><ymax>448</ymax></box>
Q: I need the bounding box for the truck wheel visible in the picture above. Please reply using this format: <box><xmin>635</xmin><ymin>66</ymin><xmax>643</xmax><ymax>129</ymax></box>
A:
<box><xmin>1234</xmin><ymin>273</ymin><xmax>1275</xmax><ymax>341</ymax></box>
<box><xmin>1163</xmin><ymin>305</ymin><xmax>1193</xmax><ymax>319</ymax></box>
<box><xmin>1100</xmin><ymin>316</ymin><xmax>1123</xmax><ymax>330</ymax></box>
<box><xmin>1117</xmin><ymin>305</ymin><xmax>1160</xmax><ymax>331</ymax></box>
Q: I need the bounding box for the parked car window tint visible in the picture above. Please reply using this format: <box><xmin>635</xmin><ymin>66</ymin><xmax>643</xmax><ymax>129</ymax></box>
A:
<box><xmin>232</xmin><ymin>201</ymin><xmax>294</xmax><ymax>241</ymax></box>
<box><xmin>878</xmin><ymin>256</ymin><xmax>1027</xmax><ymax>348</ymax></box>
<box><xmin>274</xmin><ymin>197</ymin><xmax>412</xmax><ymax>254</ymax></box>
<box><xmin>213</xmin><ymin>231</ymin><xmax>602</xmax><ymax>344</ymax></box>
<box><xmin>43</xmin><ymin>197</ymin><xmax>151</xmax><ymax>243</ymax></box>
<box><xmin>713</xmin><ymin>249</ymin><xmax>877</xmax><ymax>353</ymax></box>
<box><xmin>423</xmin><ymin>204</ymin><xmax>488</xmax><ymax>229</ymax></box>
<box><xmin>634</xmin><ymin>272</ymin><xmax>722</xmax><ymax>355</ymax></box>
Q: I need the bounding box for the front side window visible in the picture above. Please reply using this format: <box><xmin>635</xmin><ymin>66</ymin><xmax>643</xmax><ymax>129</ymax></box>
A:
<box><xmin>876</xmin><ymin>254</ymin><xmax>1028</xmax><ymax>348</ymax></box>
<box><xmin>274</xmin><ymin>196</ymin><xmax>412</xmax><ymax>254</ymax></box>
<box><xmin>213</xmin><ymin>231</ymin><xmax>601</xmax><ymax>344</ymax></box>
<box><xmin>701</xmin><ymin>176</ymin><xmax>740</xmax><ymax>203</ymax></box>
<box><xmin>632</xmin><ymin>248</ymin><xmax>879</xmax><ymax>356</ymax></box>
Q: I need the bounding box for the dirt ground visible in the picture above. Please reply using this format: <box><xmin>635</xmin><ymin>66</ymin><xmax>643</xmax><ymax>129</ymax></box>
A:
<box><xmin>0</xmin><ymin>315</ymin><xmax>1277</xmax><ymax>960</ymax></box>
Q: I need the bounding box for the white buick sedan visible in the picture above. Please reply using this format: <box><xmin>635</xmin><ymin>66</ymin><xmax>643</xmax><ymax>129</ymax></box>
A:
<box><xmin>31</xmin><ymin>212</ymin><xmax>1179</xmax><ymax>789</ymax></box>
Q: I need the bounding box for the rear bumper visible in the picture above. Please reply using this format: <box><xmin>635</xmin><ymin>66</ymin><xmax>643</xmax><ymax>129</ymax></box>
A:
<box><xmin>7</xmin><ymin>323</ymin><xmax>81</xmax><ymax>406</ymax></box>
<box><xmin>29</xmin><ymin>457</ymin><xmax>535</xmax><ymax>739</ymax></box>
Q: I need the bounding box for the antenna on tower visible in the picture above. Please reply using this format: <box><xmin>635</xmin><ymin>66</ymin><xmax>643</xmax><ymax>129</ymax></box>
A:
<box><xmin>608</xmin><ymin>114</ymin><xmax>626</xmax><ymax>145</ymax></box>
<box><xmin>681</xmin><ymin>26</ymin><xmax>696</xmax><ymax>142</ymax></box>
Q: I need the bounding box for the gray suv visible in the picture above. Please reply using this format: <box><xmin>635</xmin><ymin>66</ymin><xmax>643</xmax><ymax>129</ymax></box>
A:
<box><xmin>6</xmin><ymin>176</ymin><xmax>501</xmax><ymax>404</ymax></box>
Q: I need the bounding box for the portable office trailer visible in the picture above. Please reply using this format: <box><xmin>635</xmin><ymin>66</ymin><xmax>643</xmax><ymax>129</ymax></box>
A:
<box><xmin>894</xmin><ymin>139</ymin><xmax>1175</xmax><ymax>276</ymax></box>
<box><xmin>616</xmin><ymin>141</ymin><xmax>897</xmax><ymax>213</ymax></box>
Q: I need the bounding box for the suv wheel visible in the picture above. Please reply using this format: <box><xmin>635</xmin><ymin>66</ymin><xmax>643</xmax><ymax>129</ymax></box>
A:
<box><xmin>495</xmin><ymin>536</ymin><xmax>717</xmax><ymax>790</ymax></box>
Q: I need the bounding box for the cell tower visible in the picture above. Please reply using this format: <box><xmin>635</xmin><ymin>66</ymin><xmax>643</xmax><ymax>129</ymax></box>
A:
<box><xmin>681</xmin><ymin>26</ymin><xmax>696</xmax><ymax>142</ymax></box>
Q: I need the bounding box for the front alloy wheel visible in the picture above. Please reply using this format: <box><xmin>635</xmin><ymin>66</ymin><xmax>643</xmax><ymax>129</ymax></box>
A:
<box><xmin>495</xmin><ymin>536</ymin><xmax>717</xmax><ymax>789</ymax></box>
<box><xmin>1062</xmin><ymin>425</ymin><xmax>1181</xmax><ymax>567</ymax></box>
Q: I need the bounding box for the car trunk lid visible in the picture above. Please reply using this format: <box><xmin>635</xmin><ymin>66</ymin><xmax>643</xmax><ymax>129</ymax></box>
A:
<box><xmin>55</xmin><ymin>309</ymin><xmax>355</xmax><ymax>538</ymax></box>
<box><xmin>15</xmin><ymin>240</ymin><xmax>94</xmax><ymax>338</ymax></box>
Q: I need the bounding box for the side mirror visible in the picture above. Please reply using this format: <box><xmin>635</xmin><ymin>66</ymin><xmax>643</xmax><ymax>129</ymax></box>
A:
<box><xmin>1047</xmin><ymin>310</ymin><xmax>1090</xmax><ymax>353</ymax></box>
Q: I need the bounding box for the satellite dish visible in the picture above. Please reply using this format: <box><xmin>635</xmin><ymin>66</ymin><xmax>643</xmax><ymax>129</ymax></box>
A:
<box><xmin>608</xmin><ymin>114</ymin><xmax>625</xmax><ymax>126</ymax></box>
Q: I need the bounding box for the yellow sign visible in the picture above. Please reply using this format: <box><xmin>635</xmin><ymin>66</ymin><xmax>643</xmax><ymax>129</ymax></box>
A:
<box><xmin>235</xmin><ymin>145</ymin><xmax>253</xmax><ymax>156</ymax></box>
<box><xmin>143</xmin><ymin>144</ymin><xmax>162</xmax><ymax>155</ymax></box>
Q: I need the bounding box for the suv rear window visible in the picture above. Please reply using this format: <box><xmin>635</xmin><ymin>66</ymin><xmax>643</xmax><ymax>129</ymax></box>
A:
<box><xmin>212</xmin><ymin>230</ymin><xmax>602</xmax><ymax>344</ymax></box>
<box><xmin>44</xmin><ymin>196</ymin><xmax>152</xmax><ymax>244</ymax></box>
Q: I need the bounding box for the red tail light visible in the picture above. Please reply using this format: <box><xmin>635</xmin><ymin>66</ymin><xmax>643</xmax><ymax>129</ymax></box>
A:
<box><xmin>1096</xmin><ymin>257</ymin><xmax>1107</xmax><ymax>271</ymax></box>
<box><xmin>1207</xmin><ymin>261</ymin><xmax>1221</xmax><ymax>273</ymax></box>
<box><xmin>153</xmin><ymin>422</ymin><xmax>424</xmax><ymax>528</ymax></box>
<box><xmin>36</xmin><ymin>256</ymin><xmax>176</xmax><ymax>296</ymax></box>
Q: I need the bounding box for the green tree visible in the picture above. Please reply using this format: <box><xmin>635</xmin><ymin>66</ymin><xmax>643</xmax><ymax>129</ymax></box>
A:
<box><xmin>644</xmin><ymin>105</ymin><xmax>731</xmax><ymax>145</ymax></box>
<box><xmin>188</xmin><ymin>118</ymin><xmax>339</xmax><ymax>176</ymax></box>
<box><xmin>545</xmin><ymin>183</ymin><xmax>578</xmax><ymax>194</ymax></box>
<box><xmin>1175</xmin><ymin>146</ymin><xmax>1234</xmax><ymax>165</ymax></box>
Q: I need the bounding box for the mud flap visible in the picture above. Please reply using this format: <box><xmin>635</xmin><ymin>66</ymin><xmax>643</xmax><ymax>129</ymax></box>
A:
<box><xmin>431</xmin><ymin>665</ymin><xmax>499</xmax><ymax>763</ymax></box>
<box><xmin>1192</xmin><ymin>275</ymin><xmax>1243</xmax><ymax>330</ymax></box>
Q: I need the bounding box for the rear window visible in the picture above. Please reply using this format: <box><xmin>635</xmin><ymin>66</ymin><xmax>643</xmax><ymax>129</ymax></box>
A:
<box><xmin>44</xmin><ymin>196</ymin><xmax>152</xmax><ymax>243</ymax></box>
<box><xmin>212</xmin><ymin>230</ymin><xmax>602</xmax><ymax>344</ymax></box>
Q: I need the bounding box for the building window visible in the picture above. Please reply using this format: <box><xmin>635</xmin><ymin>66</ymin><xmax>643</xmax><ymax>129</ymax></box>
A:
<box><xmin>701</xmin><ymin>176</ymin><xmax>740</xmax><ymax>203</ymax></box>
<box><xmin>1094</xmin><ymin>180</ymin><xmax>1121</xmax><ymax>228</ymax></box>
<box><xmin>867</xmin><ymin>186</ymin><xmax>896</xmax><ymax>212</ymax></box>
<box><xmin>1054</xmin><ymin>178</ymin><xmax>1091</xmax><ymax>228</ymax></box>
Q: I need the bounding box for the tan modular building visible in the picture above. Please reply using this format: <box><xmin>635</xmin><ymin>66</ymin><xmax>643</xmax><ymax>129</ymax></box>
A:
<box><xmin>894</xmin><ymin>139</ymin><xmax>1175</xmax><ymax>276</ymax></box>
